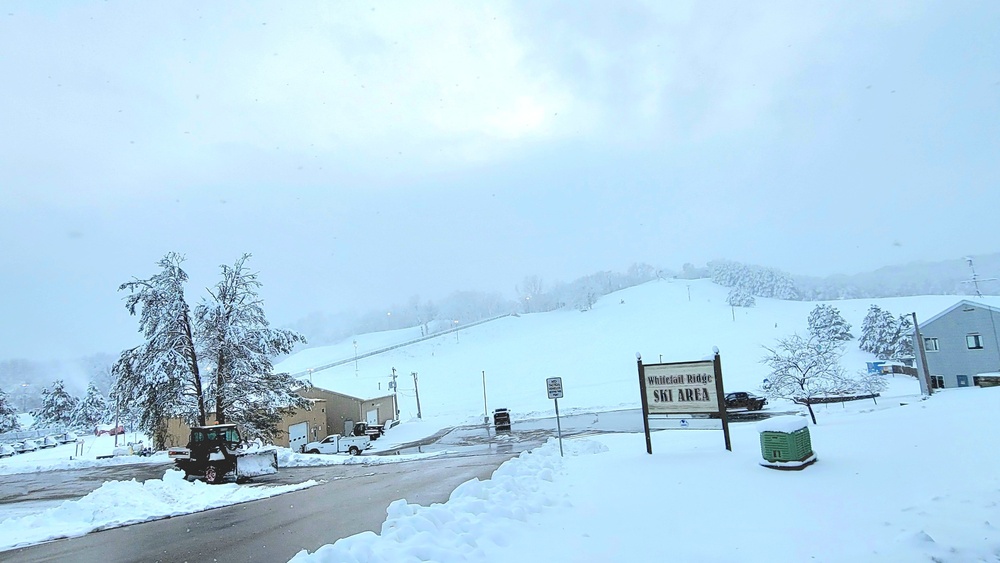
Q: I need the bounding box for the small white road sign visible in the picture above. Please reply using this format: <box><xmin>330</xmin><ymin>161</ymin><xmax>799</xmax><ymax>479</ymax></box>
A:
<box><xmin>546</xmin><ymin>377</ymin><xmax>564</xmax><ymax>399</ymax></box>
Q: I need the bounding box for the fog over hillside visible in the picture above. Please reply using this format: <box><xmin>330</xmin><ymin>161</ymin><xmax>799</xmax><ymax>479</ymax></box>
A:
<box><xmin>795</xmin><ymin>252</ymin><xmax>1000</xmax><ymax>300</ymax></box>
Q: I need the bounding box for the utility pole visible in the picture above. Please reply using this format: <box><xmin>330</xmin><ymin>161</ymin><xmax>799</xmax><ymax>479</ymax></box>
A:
<box><xmin>390</xmin><ymin>367</ymin><xmax>399</xmax><ymax>417</ymax></box>
<box><xmin>912</xmin><ymin>312</ymin><xmax>934</xmax><ymax>396</ymax></box>
<box><xmin>353</xmin><ymin>340</ymin><xmax>358</xmax><ymax>374</ymax></box>
<box><xmin>411</xmin><ymin>372</ymin><xmax>422</xmax><ymax>419</ymax></box>
<box><xmin>482</xmin><ymin>370</ymin><xmax>489</xmax><ymax>425</ymax></box>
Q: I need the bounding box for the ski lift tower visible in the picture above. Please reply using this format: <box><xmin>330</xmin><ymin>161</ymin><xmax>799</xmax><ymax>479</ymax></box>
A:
<box><xmin>962</xmin><ymin>257</ymin><xmax>997</xmax><ymax>298</ymax></box>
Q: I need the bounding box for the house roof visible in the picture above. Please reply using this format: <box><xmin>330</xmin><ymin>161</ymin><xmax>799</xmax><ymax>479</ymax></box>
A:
<box><xmin>920</xmin><ymin>299</ymin><xmax>1000</xmax><ymax>328</ymax></box>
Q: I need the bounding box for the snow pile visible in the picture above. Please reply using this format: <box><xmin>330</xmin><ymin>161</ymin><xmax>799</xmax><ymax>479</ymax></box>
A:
<box><xmin>0</xmin><ymin>470</ymin><xmax>318</xmax><ymax>551</ymax></box>
<box><xmin>289</xmin><ymin>387</ymin><xmax>1000</xmax><ymax>563</ymax></box>
<box><xmin>279</xmin><ymin>449</ymin><xmax>446</xmax><ymax>468</ymax></box>
<box><xmin>235</xmin><ymin>448</ymin><xmax>279</xmax><ymax>478</ymax></box>
<box><xmin>289</xmin><ymin>439</ymin><xmax>608</xmax><ymax>562</ymax></box>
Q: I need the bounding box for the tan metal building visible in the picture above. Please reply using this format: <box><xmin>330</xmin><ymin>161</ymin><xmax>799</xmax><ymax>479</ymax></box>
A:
<box><xmin>297</xmin><ymin>385</ymin><xmax>397</xmax><ymax>437</ymax></box>
<box><xmin>163</xmin><ymin>397</ymin><xmax>328</xmax><ymax>453</ymax></box>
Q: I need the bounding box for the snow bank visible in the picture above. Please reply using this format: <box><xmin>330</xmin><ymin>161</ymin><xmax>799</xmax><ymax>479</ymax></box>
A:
<box><xmin>289</xmin><ymin>439</ymin><xmax>608</xmax><ymax>562</ymax></box>
<box><xmin>0</xmin><ymin>470</ymin><xmax>318</xmax><ymax>552</ymax></box>
<box><xmin>279</xmin><ymin>449</ymin><xmax>446</xmax><ymax>468</ymax></box>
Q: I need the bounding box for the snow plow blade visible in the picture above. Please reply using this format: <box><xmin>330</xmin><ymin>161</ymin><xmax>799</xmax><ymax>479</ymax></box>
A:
<box><xmin>235</xmin><ymin>448</ymin><xmax>279</xmax><ymax>479</ymax></box>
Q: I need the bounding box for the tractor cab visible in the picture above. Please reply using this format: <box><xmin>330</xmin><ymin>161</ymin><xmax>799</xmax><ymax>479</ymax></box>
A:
<box><xmin>189</xmin><ymin>424</ymin><xmax>242</xmax><ymax>449</ymax></box>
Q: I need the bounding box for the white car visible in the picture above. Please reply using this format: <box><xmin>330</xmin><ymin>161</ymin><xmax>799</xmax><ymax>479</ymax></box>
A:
<box><xmin>58</xmin><ymin>431</ymin><xmax>79</xmax><ymax>444</ymax></box>
<box><xmin>0</xmin><ymin>443</ymin><xmax>15</xmax><ymax>457</ymax></box>
<box><xmin>40</xmin><ymin>435</ymin><xmax>60</xmax><ymax>448</ymax></box>
<box><xmin>14</xmin><ymin>439</ymin><xmax>40</xmax><ymax>453</ymax></box>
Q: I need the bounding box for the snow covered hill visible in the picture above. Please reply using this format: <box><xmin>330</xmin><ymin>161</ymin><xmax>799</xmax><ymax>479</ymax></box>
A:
<box><xmin>277</xmin><ymin>279</ymin><xmax>984</xmax><ymax>425</ymax></box>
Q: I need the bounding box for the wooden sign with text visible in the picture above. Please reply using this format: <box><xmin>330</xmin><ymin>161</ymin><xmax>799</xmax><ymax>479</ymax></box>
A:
<box><xmin>637</xmin><ymin>353</ymin><xmax>731</xmax><ymax>454</ymax></box>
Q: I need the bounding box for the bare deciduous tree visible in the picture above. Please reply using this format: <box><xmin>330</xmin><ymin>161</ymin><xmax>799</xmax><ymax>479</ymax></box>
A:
<box><xmin>760</xmin><ymin>334</ymin><xmax>854</xmax><ymax>424</ymax></box>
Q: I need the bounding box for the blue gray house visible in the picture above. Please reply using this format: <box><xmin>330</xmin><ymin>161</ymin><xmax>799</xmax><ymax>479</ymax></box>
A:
<box><xmin>916</xmin><ymin>300</ymin><xmax>1000</xmax><ymax>388</ymax></box>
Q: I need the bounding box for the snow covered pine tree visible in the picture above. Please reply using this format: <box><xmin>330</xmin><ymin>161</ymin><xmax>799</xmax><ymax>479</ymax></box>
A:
<box><xmin>71</xmin><ymin>382</ymin><xmax>109</xmax><ymax>430</ymax></box>
<box><xmin>726</xmin><ymin>285</ymin><xmax>756</xmax><ymax>308</ymax></box>
<box><xmin>807</xmin><ymin>304</ymin><xmax>854</xmax><ymax>344</ymax></box>
<box><xmin>113</xmin><ymin>252</ymin><xmax>208</xmax><ymax>448</ymax></box>
<box><xmin>195</xmin><ymin>253</ymin><xmax>307</xmax><ymax>444</ymax></box>
<box><xmin>859</xmin><ymin>305</ymin><xmax>899</xmax><ymax>360</ymax></box>
<box><xmin>34</xmin><ymin>380</ymin><xmax>79</xmax><ymax>429</ymax></box>
<box><xmin>0</xmin><ymin>390</ymin><xmax>19</xmax><ymax>433</ymax></box>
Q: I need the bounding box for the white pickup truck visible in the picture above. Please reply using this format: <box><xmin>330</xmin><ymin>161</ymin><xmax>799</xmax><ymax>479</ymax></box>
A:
<box><xmin>301</xmin><ymin>434</ymin><xmax>370</xmax><ymax>455</ymax></box>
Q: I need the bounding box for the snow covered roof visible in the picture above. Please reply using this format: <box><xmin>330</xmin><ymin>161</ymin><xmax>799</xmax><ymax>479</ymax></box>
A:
<box><xmin>920</xmin><ymin>299</ymin><xmax>1000</xmax><ymax>328</ymax></box>
<box><xmin>756</xmin><ymin>415</ymin><xmax>809</xmax><ymax>434</ymax></box>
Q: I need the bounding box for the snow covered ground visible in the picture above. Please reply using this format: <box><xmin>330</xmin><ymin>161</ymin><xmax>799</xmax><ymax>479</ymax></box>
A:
<box><xmin>3</xmin><ymin>280</ymin><xmax>999</xmax><ymax>560</ymax></box>
<box><xmin>292</xmin><ymin>387</ymin><xmax>1000</xmax><ymax>563</ymax></box>
<box><xmin>0</xmin><ymin>420</ymin><xmax>449</xmax><ymax>550</ymax></box>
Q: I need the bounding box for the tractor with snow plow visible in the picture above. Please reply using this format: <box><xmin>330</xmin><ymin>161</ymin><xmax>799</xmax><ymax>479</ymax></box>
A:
<box><xmin>167</xmin><ymin>424</ymin><xmax>278</xmax><ymax>484</ymax></box>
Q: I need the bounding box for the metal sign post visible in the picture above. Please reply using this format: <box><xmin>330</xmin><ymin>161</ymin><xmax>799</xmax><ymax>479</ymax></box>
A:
<box><xmin>546</xmin><ymin>377</ymin><xmax>564</xmax><ymax>457</ymax></box>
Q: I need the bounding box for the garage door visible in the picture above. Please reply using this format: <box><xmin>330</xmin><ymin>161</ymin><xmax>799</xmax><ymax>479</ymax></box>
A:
<box><xmin>366</xmin><ymin>409</ymin><xmax>379</xmax><ymax>425</ymax></box>
<box><xmin>288</xmin><ymin>422</ymin><xmax>308</xmax><ymax>452</ymax></box>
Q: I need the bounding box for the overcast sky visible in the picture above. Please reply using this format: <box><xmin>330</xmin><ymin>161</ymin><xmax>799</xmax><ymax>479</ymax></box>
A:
<box><xmin>2</xmin><ymin>1</ymin><xmax>998</xmax><ymax>363</ymax></box>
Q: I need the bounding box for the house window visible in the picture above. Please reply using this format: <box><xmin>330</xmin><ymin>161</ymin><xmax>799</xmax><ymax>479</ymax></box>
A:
<box><xmin>924</xmin><ymin>337</ymin><xmax>939</xmax><ymax>351</ymax></box>
<box><xmin>967</xmin><ymin>334</ymin><xmax>984</xmax><ymax>349</ymax></box>
<box><xmin>931</xmin><ymin>376</ymin><xmax>945</xmax><ymax>389</ymax></box>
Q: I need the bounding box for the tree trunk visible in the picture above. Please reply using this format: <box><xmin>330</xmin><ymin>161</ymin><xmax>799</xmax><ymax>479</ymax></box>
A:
<box><xmin>806</xmin><ymin>402</ymin><xmax>817</xmax><ymax>425</ymax></box>
<box><xmin>215</xmin><ymin>352</ymin><xmax>226</xmax><ymax>424</ymax></box>
<box><xmin>182</xmin><ymin>310</ymin><xmax>207</xmax><ymax>427</ymax></box>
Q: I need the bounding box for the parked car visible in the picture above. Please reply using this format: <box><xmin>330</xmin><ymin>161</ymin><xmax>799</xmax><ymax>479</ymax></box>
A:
<box><xmin>40</xmin><ymin>435</ymin><xmax>60</xmax><ymax>448</ymax></box>
<box><xmin>725</xmin><ymin>392</ymin><xmax>767</xmax><ymax>411</ymax></box>
<box><xmin>14</xmin><ymin>439</ymin><xmax>40</xmax><ymax>453</ymax></box>
<box><xmin>57</xmin><ymin>431</ymin><xmax>79</xmax><ymax>444</ymax></box>
<box><xmin>493</xmin><ymin>408</ymin><xmax>512</xmax><ymax>432</ymax></box>
<box><xmin>127</xmin><ymin>440</ymin><xmax>154</xmax><ymax>456</ymax></box>
<box><xmin>0</xmin><ymin>443</ymin><xmax>16</xmax><ymax>457</ymax></box>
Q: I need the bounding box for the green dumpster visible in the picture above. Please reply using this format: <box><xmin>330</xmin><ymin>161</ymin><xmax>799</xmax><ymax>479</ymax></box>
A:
<box><xmin>756</xmin><ymin>416</ymin><xmax>817</xmax><ymax>470</ymax></box>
